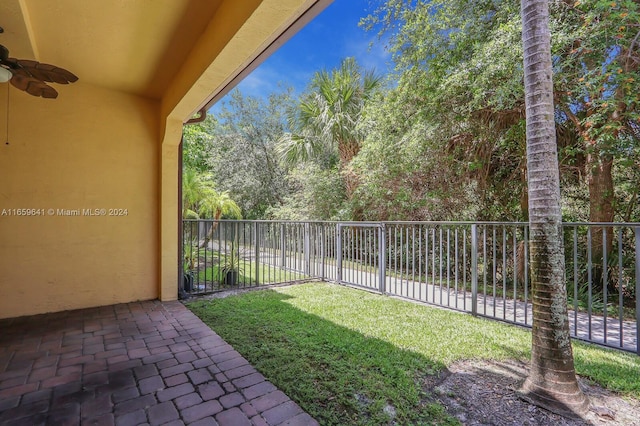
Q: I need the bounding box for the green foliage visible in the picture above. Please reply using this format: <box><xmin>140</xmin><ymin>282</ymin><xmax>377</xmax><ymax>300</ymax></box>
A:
<box><xmin>363</xmin><ymin>0</ymin><xmax>524</xmax><ymax>114</ymax></box>
<box><xmin>266</xmin><ymin>163</ymin><xmax>349</xmax><ymax>220</ymax></box>
<box><xmin>218</xmin><ymin>244</ymin><xmax>243</xmax><ymax>277</ymax></box>
<box><xmin>353</xmin><ymin>102</ymin><xmax>481</xmax><ymax>220</ymax></box>
<box><xmin>208</xmin><ymin>89</ymin><xmax>292</xmax><ymax>219</ymax></box>
<box><xmin>554</xmin><ymin>0</ymin><xmax>640</xmax><ymax>144</ymax></box>
<box><xmin>182</xmin><ymin>166</ymin><xmax>241</xmax><ymax>220</ymax></box>
<box><xmin>614</xmin><ymin>151</ymin><xmax>640</xmax><ymax>222</ymax></box>
<box><xmin>358</xmin><ymin>0</ymin><xmax>640</xmax><ymax>222</ymax></box>
<box><xmin>198</xmin><ymin>191</ymin><xmax>241</xmax><ymax>220</ymax></box>
<box><xmin>358</xmin><ymin>0</ymin><xmax>530</xmax><ymax>220</ymax></box>
<box><xmin>183</xmin><ymin>209</ymin><xmax>199</xmax><ymax>220</ymax></box>
<box><xmin>183</xmin><ymin>114</ymin><xmax>218</xmax><ymax>173</ymax></box>
<box><xmin>182</xmin><ymin>167</ymin><xmax>214</xmax><ymax>218</ymax></box>
<box><xmin>278</xmin><ymin>57</ymin><xmax>383</xmax><ymax>168</ymax></box>
<box><xmin>178</xmin><ymin>1</ymin><xmax>640</xmax><ymax>223</ymax></box>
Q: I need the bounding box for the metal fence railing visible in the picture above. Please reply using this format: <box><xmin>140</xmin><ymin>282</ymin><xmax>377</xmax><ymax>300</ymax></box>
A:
<box><xmin>181</xmin><ymin>220</ymin><xmax>639</xmax><ymax>354</ymax></box>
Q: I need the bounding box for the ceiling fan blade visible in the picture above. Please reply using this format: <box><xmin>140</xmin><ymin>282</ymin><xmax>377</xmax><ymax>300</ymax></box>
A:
<box><xmin>10</xmin><ymin>73</ymin><xmax>59</xmax><ymax>98</ymax></box>
<box><xmin>0</xmin><ymin>45</ymin><xmax>9</xmax><ymax>62</ymax></box>
<box><xmin>12</xmin><ymin>59</ymin><xmax>78</xmax><ymax>84</ymax></box>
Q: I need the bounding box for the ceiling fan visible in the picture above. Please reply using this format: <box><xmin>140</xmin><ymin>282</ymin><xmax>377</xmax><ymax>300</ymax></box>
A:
<box><xmin>0</xmin><ymin>43</ymin><xmax>78</xmax><ymax>99</ymax></box>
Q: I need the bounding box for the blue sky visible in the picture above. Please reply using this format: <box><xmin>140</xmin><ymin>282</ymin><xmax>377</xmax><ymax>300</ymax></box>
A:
<box><xmin>212</xmin><ymin>0</ymin><xmax>391</xmax><ymax>109</ymax></box>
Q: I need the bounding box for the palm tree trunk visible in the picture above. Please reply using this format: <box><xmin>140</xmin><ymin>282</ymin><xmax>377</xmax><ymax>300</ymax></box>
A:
<box><xmin>519</xmin><ymin>0</ymin><xmax>589</xmax><ymax>417</ymax></box>
<box><xmin>338</xmin><ymin>138</ymin><xmax>361</xmax><ymax>197</ymax></box>
<box><xmin>587</xmin><ymin>150</ymin><xmax>614</xmax><ymax>291</ymax></box>
<box><xmin>199</xmin><ymin>212</ymin><xmax>222</xmax><ymax>248</ymax></box>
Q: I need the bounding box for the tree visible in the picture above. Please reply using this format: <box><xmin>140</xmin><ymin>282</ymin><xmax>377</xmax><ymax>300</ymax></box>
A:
<box><xmin>265</xmin><ymin>163</ymin><xmax>348</xmax><ymax>220</ymax></box>
<box><xmin>198</xmin><ymin>189</ymin><xmax>242</xmax><ymax>248</ymax></box>
<box><xmin>553</xmin><ymin>0</ymin><xmax>640</xmax><ymax>279</ymax></box>
<box><xmin>183</xmin><ymin>114</ymin><xmax>218</xmax><ymax>173</ymax></box>
<box><xmin>353</xmin><ymin>90</ymin><xmax>480</xmax><ymax>221</ymax></box>
<box><xmin>198</xmin><ymin>190</ymin><xmax>242</xmax><ymax>222</ymax></box>
<box><xmin>362</xmin><ymin>0</ymin><xmax>532</xmax><ymax>220</ymax></box>
<box><xmin>181</xmin><ymin>166</ymin><xmax>242</xmax><ymax>276</ymax></box>
<box><xmin>182</xmin><ymin>165</ymin><xmax>241</xmax><ymax>223</ymax></box>
<box><xmin>182</xmin><ymin>167</ymin><xmax>214</xmax><ymax>219</ymax></box>
<box><xmin>208</xmin><ymin>89</ymin><xmax>292</xmax><ymax>219</ymax></box>
<box><xmin>519</xmin><ymin>0</ymin><xmax>589</xmax><ymax>416</ymax></box>
<box><xmin>278</xmin><ymin>57</ymin><xmax>382</xmax><ymax>201</ymax></box>
<box><xmin>362</xmin><ymin>0</ymin><xmax>640</xmax><ymax>225</ymax></box>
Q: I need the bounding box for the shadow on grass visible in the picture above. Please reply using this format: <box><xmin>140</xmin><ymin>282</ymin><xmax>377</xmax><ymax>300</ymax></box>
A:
<box><xmin>188</xmin><ymin>290</ymin><xmax>457</xmax><ymax>426</ymax></box>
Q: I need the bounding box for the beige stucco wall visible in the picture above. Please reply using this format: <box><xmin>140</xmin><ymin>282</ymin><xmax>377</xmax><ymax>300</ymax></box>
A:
<box><xmin>0</xmin><ymin>0</ymin><xmax>329</xmax><ymax>319</ymax></box>
<box><xmin>0</xmin><ymin>83</ymin><xmax>160</xmax><ymax>318</ymax></box>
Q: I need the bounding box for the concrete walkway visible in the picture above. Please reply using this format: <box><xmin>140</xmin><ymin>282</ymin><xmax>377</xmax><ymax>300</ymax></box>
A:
<box><xmin>0</xmin><ymin>300</ymin><xmax>317</xmax><ymax>426</ymax></box>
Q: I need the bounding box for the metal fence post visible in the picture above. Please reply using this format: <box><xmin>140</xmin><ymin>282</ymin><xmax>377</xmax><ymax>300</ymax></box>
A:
<box><xmin>471</xmin><ymin>224</ymin><xmax>478</xmax><ymax>316</ymax></box>
<box><xmin>254</xmin><ymin>222</ymin><xmax>260</xmax><ymax>285</ymax></box>
<box><xmin>280</xmin><ymin>223</ymin><xmax>286</xmax><ymax>268</ymax></box>
<box><xmin>337</xmin><ymin>224</ymin><xmax>343</xmax><ymax>284</ymax></box>
<box><xmin>379</xmin><ymin>224</ymin><xmax>387</xmax><ymax>294</ymax></box>
<box><xmin>635</xmin><ymin>227</ymin><xmax>640</xmax><ymax>355</ymax></box>
<box><xmin>304</xmin><ymin>223</ymin><xmax>311</xmax><ymax>276</ymax></box>
<box><xmin>320</xmin><ymin>225</ymin><xmax>326</xmax><ymax>281</ymax></box>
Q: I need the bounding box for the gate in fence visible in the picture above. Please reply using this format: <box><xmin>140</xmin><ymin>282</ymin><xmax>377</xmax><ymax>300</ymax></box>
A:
<box><xmin>336</xmin><ymin>223</ymin><xmax>386</xmax><ymax>293</ymax></box>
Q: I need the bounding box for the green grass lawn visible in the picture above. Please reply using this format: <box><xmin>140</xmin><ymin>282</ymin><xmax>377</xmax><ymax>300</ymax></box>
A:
<box><xmin>187</xmin><ymin>282</ymin><xmax>640</xmax><ymax>426</ymax></box>
<box><xmin>196</xmin><ymin>259</ymin><xmax>304</xmax><ymax>285</ymax></box>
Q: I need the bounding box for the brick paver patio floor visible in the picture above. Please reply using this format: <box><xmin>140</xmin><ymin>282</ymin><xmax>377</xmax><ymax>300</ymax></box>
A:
<box><xmin>0</xmin><ymin>300</ymin><xmax>317</xmax><ymax>426</ymax></box>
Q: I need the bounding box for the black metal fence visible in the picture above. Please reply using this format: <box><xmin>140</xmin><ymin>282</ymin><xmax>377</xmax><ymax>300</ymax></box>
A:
<box><xmin>181</xmin><ymin>220</ymin><xmax>639</xmax><ymax>354</ymax></box>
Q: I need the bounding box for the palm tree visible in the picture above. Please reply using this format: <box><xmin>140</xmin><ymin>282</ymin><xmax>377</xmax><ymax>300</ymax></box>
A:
<box><xmin>518</xmin><ymin>0</ymin><xmax>589</xmax><ymax>417</ymax></box>
<box><xmin>198</xmin><ymin>189</ymin><xmax>242</xmax><ymax>248</ymax></box>
<box><xmin>182</xmin><ymin>167</ymin><xmax>214</xmax><ymax>219</ymax></box>
<box><xmin>278</xmin><ymin>57</ymin><xmax>382</xmax><ymax>198</ymax></box>
<box><xmin>182</xmin><ymin>166</ymin><xmax>242</xmax><ymax>247</ymax></box>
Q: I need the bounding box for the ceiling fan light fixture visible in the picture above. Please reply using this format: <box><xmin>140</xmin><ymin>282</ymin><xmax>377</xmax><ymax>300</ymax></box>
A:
<box><xmin>0</xmin><ymin>66</ymin><xmax>11</xmax><ymax>83</ymax></box>
<box><xmin>0</xmin><ymin>44</ymin><xmax>77</xmax><ymax>98</ymax></box>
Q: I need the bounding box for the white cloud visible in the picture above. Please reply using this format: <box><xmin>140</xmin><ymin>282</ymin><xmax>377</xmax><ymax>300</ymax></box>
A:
<box><xmin>343</xmin><ymin>35</ymin><xmax>393</xmax><ymax>75</ymax></box>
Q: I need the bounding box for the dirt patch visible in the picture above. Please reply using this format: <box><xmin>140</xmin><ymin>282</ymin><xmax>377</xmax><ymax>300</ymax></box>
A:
<box><xmin>428</xmin><ymin>359</ymin><xmax>640</xmax><ymax>425</ymax></box>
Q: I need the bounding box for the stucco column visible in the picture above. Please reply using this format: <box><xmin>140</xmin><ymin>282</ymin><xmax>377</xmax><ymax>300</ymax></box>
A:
<box><xmin>159</xmin><ymin>117</ymin><xmax>183</xmax><ymax>301</ymax></box>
